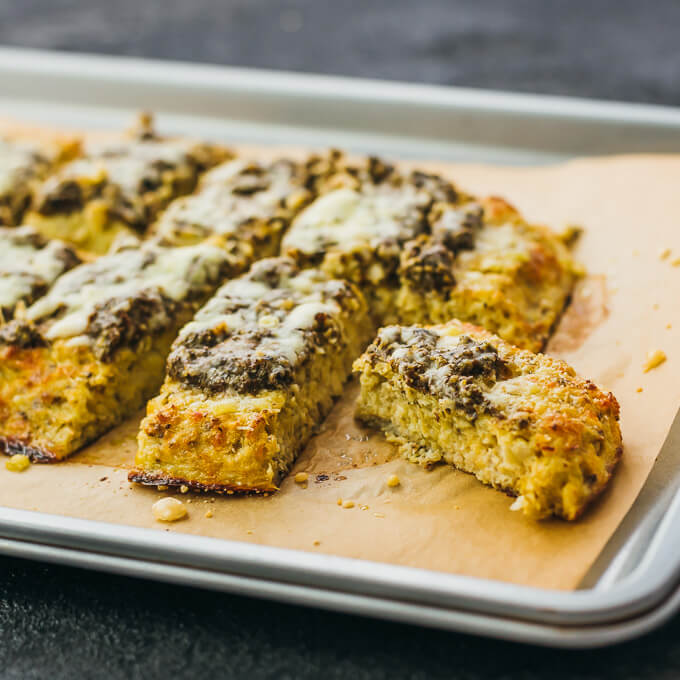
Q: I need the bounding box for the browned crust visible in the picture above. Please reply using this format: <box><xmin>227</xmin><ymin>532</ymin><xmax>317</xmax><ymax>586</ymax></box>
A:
<box><xmin>127</xmin><ymin>470</ymin><xmax>277</xmax><ymax>495</ymax></box>
<box><xmin>569</xmin><ymin>444</ymin><xmax>623</xmax><ymax>520</ymax></box>
<box><xmin>0</xmin><ymin>436</ymin><xmax>59</xmax><ymax>463</ymax></box>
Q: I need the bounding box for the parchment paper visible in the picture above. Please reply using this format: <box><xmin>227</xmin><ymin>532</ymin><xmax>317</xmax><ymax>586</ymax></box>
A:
<box><xmin>2</xmin><ymin>153</ymin><xmax>679</xmax><ymax>591</ymax></box>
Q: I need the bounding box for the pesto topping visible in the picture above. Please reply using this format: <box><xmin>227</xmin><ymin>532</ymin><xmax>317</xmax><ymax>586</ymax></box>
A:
<box><xmin>367</xmin><ymin>326</ymin><xmax>510</xmax><ymax>417</ymax></box>
<box><xmin>430</xmin><ymin>202</ymin><xmax>483</xmax><ymax>252</ymax></box>
<box><xmin>168</xmin><ymin>257</ymin><xmax>358</xmax><ymax>394</ymax></box>
<box><xmin>0</xmin><ymin>226</ymin><xmax>81</xmax><ymax>319</ymax></box>
<box><xmin>0</xmin><ymin>138</ymin><xmax>52</xmax><ymax>225</ymax></box>
<box><xmin>398</xmin><ymin>237</ymin><xmax>456</xmax><ymax>291</ymax></box>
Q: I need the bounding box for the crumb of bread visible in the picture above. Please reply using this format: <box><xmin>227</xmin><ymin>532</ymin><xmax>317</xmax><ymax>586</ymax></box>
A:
<box><xmin>152</xmin><ymin>497</ymin><xmax>187</xmax><ymax>522</ymax></box>
<box><xmin>643</xmin><ymin>349</ymin><xmax>667</xmax><ymax>373</ymax></box>
<box><xmin>387</xmin><ymin>474</ymin><xmax>401</xmax><ymax>488</ymax></box>
<box><xmin>180</xmin><ymin>485</ymin><xmax>189</xmax><ymax>493</ymax></box>
<box><xmin>205</xmin><ymin>510</ymin><xmax>213</xmax><ymax>518</ymax></box>
<box><xmin>5</xmin><ymin>454</ymin><xmax>30</xmax><ymax>472</ymax></box>
<box><xmin>313</xmin><ymin>540</ymin><xmax>321</xmax><ymax>546</ymax></box>
<box><xmin>373</xmin><ymin>512</ymin><xmax>385</xmax><ymax>518</ymax></box>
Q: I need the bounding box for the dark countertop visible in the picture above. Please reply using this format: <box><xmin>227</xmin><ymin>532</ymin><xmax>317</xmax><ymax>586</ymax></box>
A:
<box><xmin>2</xmin><ymin>2</ymin><xmax>680</xmax><ymax>678</ymax></box>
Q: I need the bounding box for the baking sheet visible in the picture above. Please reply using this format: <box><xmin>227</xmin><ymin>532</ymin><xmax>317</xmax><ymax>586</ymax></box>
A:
<box><xmin>2</xmin><ymin>152</ymin><xmax>679</xmax><ymax>591</ymax></box>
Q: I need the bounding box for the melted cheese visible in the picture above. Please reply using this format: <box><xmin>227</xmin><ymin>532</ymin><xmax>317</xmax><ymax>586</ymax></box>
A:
<box><xmin>40</xmin><ymin>137</ymin><xmax>200</xmax><ymax>198</ymax></box>
<box><xmin>155</xmin><ymin>159</ymin><xmax>298</xmax><ymax>241</ymax></box>
<box><xmin>0</xmin><ymin>138</ymin><xmax>46</xmax><ymax>196</ymax></box>
<box><xmin>282</xmin><ymin>184</ymin><xmax>427</xmax><ymax>254</ymax></box>
<box><xmin>26</xmin><ymin>243</ymin><xmax>228</xmax><ymax>341</ymax></box>
<box><xmin>179</xmin><ymin>261</ymin><xmax>342</xmax><ymax>366</ymax></box>
<box><xmin>0</xmin><ymin>226</ymin><xmax>76</xmax><ymax>309</ymax></box>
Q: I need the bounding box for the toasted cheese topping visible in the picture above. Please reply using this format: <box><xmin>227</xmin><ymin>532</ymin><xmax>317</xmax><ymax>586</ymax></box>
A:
<box><xmin>34</xmin><ymin>134</ymin><xmax>223</xmax><ymax>231</ymax></box>
<box><xmin>155</xmin><ymin>159</ymin><xmax>303</xmax><ymax>243</ymax></box>
<box><xmin>24</xmin><ymin>243</ymin><xmax>229</xmax><ymax>346</ymax></box>
<box><xmin>0</xmin><ymin>226</ymin><xmax>81</xmax><ymax>315</ymax></box>
<box><xmin>0</xmin><ymin>138</ymin><xmax>51</xmax><ymax>197</ymax></box>
<box><xmin>168</xmin><ymin>257</ymin><xmax>360</xmax><ymax>394</ymax></box>
<box><xmin>282</xmin><ymin>184</ymin><xmax>430</xmax><ymax>255</ymax></box>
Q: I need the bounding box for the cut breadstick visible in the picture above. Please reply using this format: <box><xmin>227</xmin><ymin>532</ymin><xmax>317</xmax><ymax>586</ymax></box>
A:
<box><xmin>131</xmin><ymin>256</ymin><xmax>372</xmax><ymax>493</ymax></box>
<box><xmin>353</xmin><ymin>320</ymin><xmax>622</xmax><ymax>520</ymax></box>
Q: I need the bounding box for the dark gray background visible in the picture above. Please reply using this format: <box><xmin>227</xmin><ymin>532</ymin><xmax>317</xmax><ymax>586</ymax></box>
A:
<box><xmin>2</xmin><ymin>2</ymin><xmax>680</xmax><ymax>678</ymax></box>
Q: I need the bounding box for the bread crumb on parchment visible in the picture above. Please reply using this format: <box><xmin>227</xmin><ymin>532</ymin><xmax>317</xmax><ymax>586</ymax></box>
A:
<box><xmin>643</xmin><ymin>349</ymin><xmax>667</xmax><ymax>373</ymax></box>
<box><xmin>152</xmin><ymin>497</ymin><xmax>187</xmax><ymax>522</ymax></box>
<box><xmin>5</xmin><ymin>454</ymin><xmax>30</xmax><ymax>473</ymax></box>
<box><xmin>387</xmin><ymin>474</ymin><xmax>401</xmax><ymax>488</ymax></box>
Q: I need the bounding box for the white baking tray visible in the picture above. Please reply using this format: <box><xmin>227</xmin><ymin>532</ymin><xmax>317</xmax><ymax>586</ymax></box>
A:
<box><xmin>1</xmin><ymin>46</ymin><xmax>680</xmax><ymax>648</ymax></box>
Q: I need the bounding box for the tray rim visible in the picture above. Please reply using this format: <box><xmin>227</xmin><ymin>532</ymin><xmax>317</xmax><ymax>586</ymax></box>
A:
<box><xmin>1</xmin><ymin>532</ymin><xmax>679</xmax><ymax>650</ymax></box>
<box><xmin>0</xmin><ymin>45</ymin><xmax>679</xmax><ymax>646</ymax></box>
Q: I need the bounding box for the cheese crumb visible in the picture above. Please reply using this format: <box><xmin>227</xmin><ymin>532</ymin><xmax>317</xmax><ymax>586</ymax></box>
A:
<box><xmin>294</xmin><ymin>472</ymin><xmax>309</xmax><ymax>484</ymax></box>
<box><xmin>659</xmin><ymin>248</ymin><xmax>672</xmax><ymax>260</ymax></box>
<box><xmin>5</xmin><ymin>454</ymin><xmax>30</xmax><ymax>472</ymax></box>
<box><xmin>672</xmin><ymin>258</ymin><xmax>680</xmax><ymax>267</ymax></box>
<box><xmin>205</xmin><ymin>510</ymin><xmax>213</xmax><ymax>518</ymax></box>
<box><xmin>152</xmin><ymin>497</ymin><xmax>187</xmax><ymax>522</ymax></box>
<box><xmin>337</xmin><ymin>498</ymin><xmax>343</xmax><ymax>506</ymax></box>
<box><xmin>387</xmin><ymin>474</ymin><xmax>401</xmax><ymax>488</ymax></box>
<box><xmin>373</xmin><ymin>512</ymin><xmax>385</xmax><ymax>518</ymax></box>
<box><xmin>157</xmin><ymin>485</ymin><xmax>168</xmax><ymax>491</ymax></box>
<box><xmin>313</xmin><ymin>540</ymin><xmax>321</xmax><ymax>546</ymax></box>
<box><xmin>180</xmin><ymin>484</ymin><xmax>189</xmax><ymax>494</ymax></box>
<box><xmin>342</xmin><ymin>500</ymin><xmax>355</xmax><ymax>509</ymax></box>
<box><xmin>643</xmin><ymin>349</ymin><xmax>667</xmax><ymax>373</ymax></box>
<box><xmin>636</xmin><ymin>387</ymin><xmax>643</xmax><ymax>393</ymax></box>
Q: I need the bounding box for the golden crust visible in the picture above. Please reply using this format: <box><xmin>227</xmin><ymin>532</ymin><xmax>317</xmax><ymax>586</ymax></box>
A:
<box><xmin>353</xmin><ymin>319</ymin><xmax>622</xmax><ymax>520</ymax></box>
<box><xmin>0</xmin><ymin>335</ymin><xmax>175</xmax><ymax>460</ymax></box>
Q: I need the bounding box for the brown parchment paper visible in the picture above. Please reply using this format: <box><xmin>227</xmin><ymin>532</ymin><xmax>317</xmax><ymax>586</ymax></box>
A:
<box><xmin>2</xmin><ymin>153</ymin><xmax>680</xmax><ymax>591</ymax></box>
